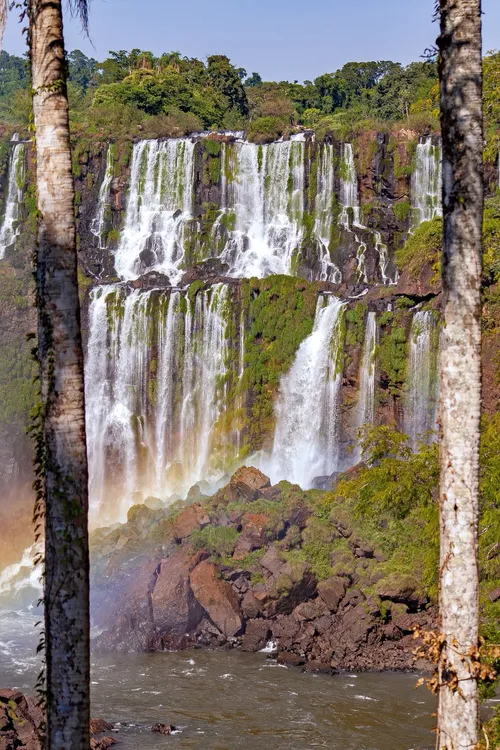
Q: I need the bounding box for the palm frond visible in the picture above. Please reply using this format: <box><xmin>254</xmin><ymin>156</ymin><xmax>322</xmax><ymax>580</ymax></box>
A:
<box><xmin>67</xmin><ymin>0</ymin><xmax>89</xmax><ymax>34</ymax></box>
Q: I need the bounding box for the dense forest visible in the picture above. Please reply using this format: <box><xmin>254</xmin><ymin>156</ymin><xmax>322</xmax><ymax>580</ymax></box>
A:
<box><xmin>0</xmin><ymin>47</ymin><xmax>490</xmax><ymax>145</ymax></box>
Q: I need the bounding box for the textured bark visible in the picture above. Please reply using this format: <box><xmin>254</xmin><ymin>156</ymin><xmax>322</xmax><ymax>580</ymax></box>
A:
<box><xmin>28</xmin><ymin>1</ymin><xmax>90</xmax><ymax>748</ymax></box>
<box><xmin>437</xmin><ymin>1</ymin><xmax>483</xmax><ymax>748</ymax></box>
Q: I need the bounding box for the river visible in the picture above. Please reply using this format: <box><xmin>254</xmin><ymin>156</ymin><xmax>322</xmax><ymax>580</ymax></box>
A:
<box><xmin>0</xmin><ymin>610</ymin><xmax>436</xmax><ymax>749</ymax></box>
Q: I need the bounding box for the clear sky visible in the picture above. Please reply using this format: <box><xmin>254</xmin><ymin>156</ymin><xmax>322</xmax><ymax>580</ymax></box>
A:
<box><xmin>3</xmin><ymin>0</ymin><xmax>500</xmax><ymax>82</ymax></box>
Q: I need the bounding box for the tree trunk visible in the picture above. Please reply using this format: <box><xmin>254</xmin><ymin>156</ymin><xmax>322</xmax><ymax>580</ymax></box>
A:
<box><xmin>28</xmin><ymin>1</ymin><xmax>90</xmax><ymax>748</ymax></box>
<box><xmin>437</xmin><ymin>1</ymin><xmax>483</xmax><ymax>748</ymax></box>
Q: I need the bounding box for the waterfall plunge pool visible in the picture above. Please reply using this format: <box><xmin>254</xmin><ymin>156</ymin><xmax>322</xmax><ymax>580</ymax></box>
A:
<box><xmin>0</xmin><ymin>611</ymin><xmax>436</xmax><ymax>749</ymax></box>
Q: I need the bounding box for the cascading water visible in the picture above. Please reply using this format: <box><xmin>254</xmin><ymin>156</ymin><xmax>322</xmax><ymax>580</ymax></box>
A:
<box><xmin>351</xmin><ymin>312</ymin><xmax>377</xmax><ymax>463</ymax></box>
<box><xmin>267</xmin><ymin>295</ymin><xmax>345</xmax><ymax>488</ymax></box>
<box><xmin>85</xmin><ymin>283</ymin><xmax>234</xmax><ymax>523</ymax></box>
<box><xmin>91</xmin><ymin>145</ymin><xmax>114</xmax><ymax>249</ymax></box>
<box><xmin>357</xmin><ymin>312</ymin><xmax>377</xmax><ymax>430</ymax></box>
<box><xmin>0</xmin><ymin>140</ymin><xmax>25</xmax><ymax>259</ymax></box>
<box><xmin>315</xmin><ymin>143</ymin><xmax>341</xmax><ymax>283</ymax></box>
<box><xmin>338</xmin><ymin>143</ymin><xmax>370</xmax><ymax>283</ymax></box>
<box><xmin>221</xmin><ymin>136</ymin><xmax>305</xmax><ymax>277</ymax></box>
<box><xmin>411</xmin><ymin>138</ymin><xmax>442</xmax><ymax>229</ymax></box>
<box><xmin>339</xmin><ymin>143</ymin><xmax>362</xmax><ymax>229</ymax></box>
<box><xmin>114</xmin><ymin>138</ymin><xmax>196</xmax><ymax>284</ymax></box>
<box><xmin>404</xmin><ymin>310</ymin><xmax>439</xmax><ymax>450</ymax></box>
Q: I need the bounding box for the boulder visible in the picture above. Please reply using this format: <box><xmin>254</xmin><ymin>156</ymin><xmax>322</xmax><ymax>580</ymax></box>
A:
<box><xmin>90</xmin><ymin>719</ymin><xmax>114</xmax><ymax>735</ymax></box>
<box><xmin>276</xmin><ymin>651</ymin><xmax>304</xmax><ymax>667</ymax></box>
<box><xmin>240</xmin><ymin>591</ymin><xmax>262</xmax><ymax>619</ymax></box>
<box><xmin>376</xmin><ymin>573</ymin><xmax>427</xmax><ymax>608</ymax></box>
<box><xmin>225</xmin><ymin>467</ymin><xmax>271</xmax><ymax>502</ymax></box>
<box><xmin>0</xmin><ymin>689</ymin><xmax>43</xmax><ymax>750</ymax></box>
<box><xmin>241</xmin><ymin>619</ymin><xmax>271</xmax><ymax>652</ymax></box>
<box><xmin>233</xmin><ymin>513</ymin><xmax>269</xmax><ymax>559</ymax></box>
<box><xmin>488</xmin><ymin>587</ymin><xmax>500</xmax><ymax>603</ymax></box>
<box><xmin>172</xmin><ymin>503</ymin><xmax>210</xmax><ymax>540</ymax></box>
<box><xmin>190</xmin><ymin>560</ymin><xmax>243</xmax><ymax>637</ymax></box>
<box><xmin>317</xmin><ymin>576</ymin><xmax>346</xmax><ymax>613</ymax></box>
<box><xmin>151</xmin><ymin>723</ymin><xmax>176</xmax><ymax>734</ymax></box>
<box><xmin>266</xmin><ymin>561</ymin><xmax>318</xmax><ymax>616</ymax></box>
<box><xmin>91</xmin><ymin>738</ymin><xmax>117</xmax><ymax>750</ymax></box>
<box><xmin>151</xmin><ymin>550</ymin><xmax>207</xmax><ymax>639</ymax></box>
<box><xmin>144</xmin><ymin>496</ymin><xmax>164</xmax><ymax>510</ymax></box>
<box><xmin>260</xmin><ymin>545</ymin><xmax>284</xmax><ymax>577</ymax></box>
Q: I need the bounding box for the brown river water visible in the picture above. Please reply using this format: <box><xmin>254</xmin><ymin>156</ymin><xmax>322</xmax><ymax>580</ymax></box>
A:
<box><xmin>0</xmin><ymin>611</ymin><xmax>438</xmax><ymax>749</ymax></box>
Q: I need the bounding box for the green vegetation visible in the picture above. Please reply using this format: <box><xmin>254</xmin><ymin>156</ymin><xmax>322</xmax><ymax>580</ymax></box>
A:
<box><xmin>395</xmin><ymin>216</ymin><xmax>442</xmax><ymax>278</ymax></box>
<box><xmin>191</xmin><ymin>525</ymin><xmax>240</xmax><ymax>557</ymax></box>
<box><xmin>241</xmin><ymin>276</ymin><xmax>317</xmax><ymax>448</ymax></box>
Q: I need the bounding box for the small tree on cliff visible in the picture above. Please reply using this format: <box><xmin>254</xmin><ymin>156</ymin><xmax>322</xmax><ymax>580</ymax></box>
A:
<box><xmin>28</xmin><ymin>0</ymin><xmax>90</xmax><ymax>748</ymax></box>
<box><xmin>437</xmin><ymin>0</ymin><xmax>483</xmax><ymax>747</ymax></box>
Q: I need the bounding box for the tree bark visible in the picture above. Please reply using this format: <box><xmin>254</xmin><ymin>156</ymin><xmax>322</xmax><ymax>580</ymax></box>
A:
<box><xmin>437</xmin><ymin>1</ymin><xmax>483</xmax><ymax>748</ymax></box>
<box><xmin>28</xmin><ymin>1</ymin><xmax>90</xmax><ymax>748</ymax></box>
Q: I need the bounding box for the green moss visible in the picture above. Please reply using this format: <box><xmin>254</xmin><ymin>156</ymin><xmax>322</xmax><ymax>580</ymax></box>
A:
<box><xmin>191</xmin><ymin>525</ymin><xmax>240</xmax><ymax>557</ymax></box>
<box><xmin>345</xmin><ymin>303</ymin><xmax>366</xmax><ymax>347</ymax></box>
<box><xmin>393</xmin><ymin>201</ymin><xmax>410</xmax><ymax>223</ymax></box>
<box><xmin>395</xmin><ymin>216</ymin><xmax>442</xmax><ymax>278</ymax></box>
<box><xmin>203</xmin><ymin>138</ymin><xmax>222</xmax><ymax>157</ymax></box>
<box><xmin>378</xmin><ymin>320</ymin><xmax>409</xmax><ymax>396</ymax></box>
<box><xmin>240</xmin><ymin>276</ymin><xmax>317</xmax><ymax>449</ymax></box>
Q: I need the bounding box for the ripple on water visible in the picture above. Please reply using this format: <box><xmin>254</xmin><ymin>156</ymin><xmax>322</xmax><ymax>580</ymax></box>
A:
<box><xmin>0</xmin><ymin>611</ymin><xmax>435</xmax><ymax>749</ymax></box>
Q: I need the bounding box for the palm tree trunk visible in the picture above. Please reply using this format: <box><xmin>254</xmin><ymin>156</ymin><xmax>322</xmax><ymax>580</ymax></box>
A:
<box><xmin>28</xmin><ymin>1</ymin><xmax>90</xmax><ymax>748</ymax></box>
<box><xmin>437</xmin><ymin>1</ymin><xmax>483</xmax><ymax>748</ymax></box>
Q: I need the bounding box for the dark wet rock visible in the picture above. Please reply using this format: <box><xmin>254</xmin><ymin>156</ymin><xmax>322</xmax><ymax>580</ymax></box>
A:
<box><xmin>190</xmin><ymin>560</ymin><xmax>243</xmax><ymax>637</ymax></box>
<box><xmin>241</xmin><ymin>619</ymin><xmax>271</xmax><ymax>652</ymax></box>
<box><xmin>317</xmin><ymin>577</ymin><xmax>346</xmax><ymax>613</ymax></box>
<box><xmin>91</xmin><ymin>738</ymin><xmax>117</xmax><ymax>750</ymax></box>
<box><xmin>180</xmin><ymin>258</ymin><xmax>230</xmax><ymax>285</ymax></box>
<box><xmin>151</xmin><ymin>723</ymin><xmax>176</xmax><ymax>734</ymax></box>
<box><xmin>135</xmin><ymin>270</ymin><xmax>171</xmax><ymax>287</ymax></box>
<box><xmin>90</xmin><ymin>718</ymin><xmax>114</xmax><ymax>734</ymax></box>
<box><xmin>276</xmin><ymin>651</ymin><xmax>304</xmax><ymax>667</ymax></box>
<box><xmin>0</xmin><ymin>690</ymin><xmax>42</xmax><ymax>749</ymax></box>
<box><xmin>303</xmin><ymin>660</ymin><xmax>333</xmax><ymax>674</ymax></box>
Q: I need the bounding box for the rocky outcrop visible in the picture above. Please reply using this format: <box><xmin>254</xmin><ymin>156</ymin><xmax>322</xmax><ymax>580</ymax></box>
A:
<box><xmin>0</xmin><ymin>693</ymin><xmax>115</xmax><ymax>750</ymax></box>
<box><xmin>190</xmin><ymin>560</ymin><xmax>243</xmax><ymax>637</ymax></box>
<box><xmin>91</xmin><ymin>468</ymin><xmax>437</xmax><ymax>672</ymax></box>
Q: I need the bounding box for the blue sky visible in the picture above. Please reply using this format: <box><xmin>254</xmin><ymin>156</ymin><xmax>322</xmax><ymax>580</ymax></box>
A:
<box><xmin>3</xmin><ymin>0</ymin><xmax>500</xmax><ymax>81</ymax></box>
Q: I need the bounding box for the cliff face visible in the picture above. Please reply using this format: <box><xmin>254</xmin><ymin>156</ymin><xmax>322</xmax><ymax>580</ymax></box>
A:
<box><xmin>0</xmin><ymin>126</ymin><xmax>499</xmax><ymax>579</ymax></box>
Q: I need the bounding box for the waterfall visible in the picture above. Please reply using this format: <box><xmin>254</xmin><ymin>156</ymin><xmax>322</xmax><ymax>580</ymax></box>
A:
<box><xmin>114</xmin><ymin>138</ymin><xmax>195</xmax><ymax>284</ymax></box>
<box><xmin>268</xmin><ymin>295</ymin><xmax>345</xmax><ymax>488</ymax></box>
<box><xmin>411</xmin><ymin>138</ymin><xmax>442</xmax><ymax>229</ymax></box>
<box><xmin>339</xmin><ymin>143</ymin><xmax>362</xmax><ymax>228</ymax></box>
<box><xmin>351</xmin><ymin>312</ymin><xmax>377</xmax><ymax>463</ymax></box>
<box><xmin>0</xmin><ymin>141</ymin><xmax>25</xmax><ymax>259</ymax></box>
<box><xmin>374</xmin><ymin>231</ymin><xmax>397</xmax><ymax>285</ymax></box>
<box><xmin>315</xmin><ymin>144</ymin><xmax>341</xmax><ymax>283</ymax></box>
<box><xmin>91</xmin><ymin>145</ymin><xmax>114</xmax><ymax>249</ymax></box>
<box><xmin>404</xmin><ymin>310</ymin><xmax>439</xmax><ymax>450</ymax></box>
<box><xmin>222</xmin><ymin>136</ymin><xmax>305</xmax><ymax>277</ymax></box>
<box><xmin>338</xmin><ymin>142</ymin><xmax>371</xmax><ymax>284</ymax></box>
<box><xmin>178</xmin><ymin>283</ymin><xmax>230</xmax><ymax>487</ymax></box>
<box><xmin>85</xmin><ymin>282</ymin><xmax>233</xmax><ymax>522</ymax></box>
<box><xmin>357</xmin><ymin>312</ymin><xmax>377</xmax><ymax>430</ymax></box>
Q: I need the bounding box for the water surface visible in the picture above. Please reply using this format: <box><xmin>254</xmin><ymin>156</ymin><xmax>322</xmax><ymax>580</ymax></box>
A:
<box><xmin>0</xmin><ymin>611</ymin><xmax>435</xmax><ymax>749</ymax></box>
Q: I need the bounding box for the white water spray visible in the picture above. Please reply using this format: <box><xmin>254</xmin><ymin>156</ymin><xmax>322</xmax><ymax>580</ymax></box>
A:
<box><xmin>268</xmin><ymin>295</ymin><xmax>345</xmax><ymax>488</ymax></box>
